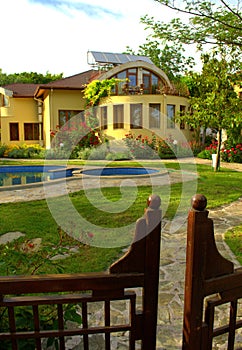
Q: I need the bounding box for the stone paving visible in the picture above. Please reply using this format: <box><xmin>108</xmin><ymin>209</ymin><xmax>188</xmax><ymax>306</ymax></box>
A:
<box><xmin>0</xmin><ymin>158</ymin><xmax>241</xmax><ymax>349</ymax></box>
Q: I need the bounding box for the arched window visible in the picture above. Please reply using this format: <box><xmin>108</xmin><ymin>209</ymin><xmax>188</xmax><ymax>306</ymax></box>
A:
<box><xmin>112</xmin><ymin>68</ymin><xmax>162</xmax><ymax>95</ymax></box>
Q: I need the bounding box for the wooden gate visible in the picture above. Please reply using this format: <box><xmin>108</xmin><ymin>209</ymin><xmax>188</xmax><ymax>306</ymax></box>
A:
<box><xmin>1</xmin><ymin>193</ymin><xmax>241</xmax><ymax>349</ymax></box>
<box><xmin>183</xmin><ymin>194</ymin><xmax>242</xmax><ymax>350</ymax></box>
<box><xmin>0</xmin><ymin>194</ymin><xmax>161</xmax><ymax>350</ymax></box>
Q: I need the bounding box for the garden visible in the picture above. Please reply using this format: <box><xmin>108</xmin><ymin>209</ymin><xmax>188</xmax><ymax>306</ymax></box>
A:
<box><xmin>0</xmin><ymin>121</ymin><xmax>242</xmax><ymax>347</ymax></box>
<box><xmin>0</xmin><ymin>158</ymin><xmax>241</xmax><ymax>348</ymax></box>
<box><xmin>0</xmin><ymin>124</ymin><xmax>241</xmax><ymax>163</ymax></box>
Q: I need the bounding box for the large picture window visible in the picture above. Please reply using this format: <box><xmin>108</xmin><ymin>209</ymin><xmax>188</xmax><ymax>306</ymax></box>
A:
<box><xmin>10</xmin><ymin>123</ymin><xmax>19</xmax><ymax>141</ymax></box>
<box><xmin>167</xmin><ymin>104</ymin><xmax>175</xmax><ymax>129</ymax></box>
<box><xmin>130</xmin><ymin>104</ymin><xmax>142</xmax><ymax>129</ymax></box>
<box><xmin>113</xmin><ymin>68</ymin><xmax>161</xmax><ymax>95</ymax></box>
<box><xmin>24</xmin><ymin>123</ymin><xmax>40</xmax><ymax>140</ymax></box>
<box><xmin>149</xmin><ymin>104</ymin><xmax>160</xmax><ymax>129</ymax></box>
<box><xmin>58</xmin><ymin>110</ymin><xmax>83</xmax><ymax>128</ymax></box>
<box><xmin>180</xmin><ymin>105</ymin><xmax>186</xmax><ymax>129</ymax></box>
<box><xmin>113</xmin><ymin>105</ymin><xmax>124</xmax><ymax>129</ymax></box>
<box><xmin>100</xmin><ymin>106</ymin><xmax>108</xmax><ymax>130</ymax></box>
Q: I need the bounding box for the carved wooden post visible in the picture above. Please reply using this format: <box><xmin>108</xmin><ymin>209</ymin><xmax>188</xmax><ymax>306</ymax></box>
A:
<box><xmin>142</xmin><ymin>194</ymin><xmax>161</xmax><ymax>350</ymax></box>
<box><xmin>182</xmin><ymin>194</ymin><xmax>208</xmax><ymax>349</ymax></box>
<box><xmin>182</xmin><ymin>194</ymin><xmax>234</xmax><ymax>350</ymax></box>
<box><xmin>110</xmin><ymin>194</ymin><xmax>161</xmax><ymax>350</ymax></box>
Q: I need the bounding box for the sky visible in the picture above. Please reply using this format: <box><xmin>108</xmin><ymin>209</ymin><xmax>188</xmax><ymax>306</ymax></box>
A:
<box><xmin>1</xmin><ymin>0</ymin><xmax>193</xmax><ymax>77</ymax></box>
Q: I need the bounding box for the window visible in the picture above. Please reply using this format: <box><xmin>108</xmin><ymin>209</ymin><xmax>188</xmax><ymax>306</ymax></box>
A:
<box><xmin>143</xmin><ymin>70</ymin><xmax>161</xmax><ymax>94</ymax></box>
<box><xmin>10</xmin><ymin>123</ymin><xmax>19</xmax><ymax>141</ymax></box>
<box><xmin>24</xmin><ymin>123</ymin><xmax>40</xmax><ymax>140</ymax></box>
<box><xmin>113</xmin><ymin>68</ymin><xmax>161</xmax><ymax>95</ymax></box>
<box><xmin>100</xmin><ymin>106</ymin><xmax>108</xmax><ymax>130</ymax></box>
<box><xmin>167</xmin><ymin>104</ymin><xmax>175</xmax><ymax>129</ymax></box>
<box><xmin>113</xmin><ymin>105</ymin><xmax>124</xmax><ymax>129</ymax></box>
<box><xmin>149</xmin><ymin>104</ymin><xmax>160</xmax><ymax>128</ymax></box>
<box><xmin>130</xmin><ymin>104</ymin><xmax>142</xmax><ymax>129</ymax></box>
<box><xmin>127</xmin><ymin>69</ymin><xmax>137</xmax><ymax>87</ymax></box>
<box><xmin>0</xmin><ymin>94</ymin><xmax>9</xmax><ymax>107</ymax></box>
<box><xmin>58</xmin><ymin>110</ymin><xmax>83</xmax><ymax>128</ymax></box>
<box><xmin>180</xmin><ymin>105</ymin><xmax>186</xmax><ymax>129</ymax></box>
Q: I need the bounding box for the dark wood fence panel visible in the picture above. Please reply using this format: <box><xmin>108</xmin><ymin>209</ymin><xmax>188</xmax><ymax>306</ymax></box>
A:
<box><xmin>1</xmin><ymin>192</ymin><xmax>241</xmax><ymax>350</ymax></box>
<box><xmin>182</xmin><ymin>194</ymin><xmax>242</xmax><ymax>350</ymax></box>
<box><xmin>0</xmin><ymin>194</ymin><xmax>161</xmax><ymax>350</ymax></box>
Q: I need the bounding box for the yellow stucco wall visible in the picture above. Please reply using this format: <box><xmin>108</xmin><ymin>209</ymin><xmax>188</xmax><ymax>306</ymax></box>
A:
<box><xmin>1</xmin><ymin>97</ymin><xmax>39</xmax><ymax>145</ymax></box>
<box><xmin>97</xmin><ymin>94</ymin><xmax>193</xmax><ymax>144</ymax></box>
<box><xmin>43</xmin><ymin>89</ymin><xmax>86</xmax><ymax>149</ymax></box>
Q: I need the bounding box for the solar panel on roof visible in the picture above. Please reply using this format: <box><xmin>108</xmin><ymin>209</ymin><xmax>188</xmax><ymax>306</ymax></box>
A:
<box><xmin>87</xmin><ymin>51</ymin><xmax>153</xmax><ymax>66</ymax></box>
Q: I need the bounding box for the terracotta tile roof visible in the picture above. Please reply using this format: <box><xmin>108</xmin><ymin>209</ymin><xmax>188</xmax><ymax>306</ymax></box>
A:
<box><xmin>39</xmin><ymin>70</ymin><xmax>102</xmax><ymax>89</ymax></box>
<box><xmin>2</xmin><ymin>83</ymin><xmax>39</xmax><ymax>97</ymax></box>
<box><xmin>2</xmin><ymin>70</ymin><xmax>102</xmax><ymax>98</ymax></box>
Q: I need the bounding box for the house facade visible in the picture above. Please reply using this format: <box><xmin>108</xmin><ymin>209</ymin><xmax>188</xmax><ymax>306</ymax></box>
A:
<box><xmin>0</xmin><ymin>53</ymin><xmax>193</xmax><ymax>150</ymax></box>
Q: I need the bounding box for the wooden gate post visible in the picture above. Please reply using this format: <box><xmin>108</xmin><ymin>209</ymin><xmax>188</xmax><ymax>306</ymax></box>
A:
<box><xmin>142</xmin><ymin>194</ymin><xmax>162</xmax><ymax>350</ymax></box>
<box><xmin>182</xmin><ymin>194</ymin><xmax>234</xmax><ymax>350</ymax></box>
<box><xmin>182</xmin><ymin>194</ymin><xmax>208</xmax><ymax>349</ymax></box>
<box><xmin>110</xmin><ymin>194</ymin><xmax>162</xmax><ymax>350</ymax></box>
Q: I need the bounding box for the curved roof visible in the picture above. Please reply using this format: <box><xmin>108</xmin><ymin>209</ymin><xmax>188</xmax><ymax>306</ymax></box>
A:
<box><xmin>98</xmin><ymin>60</ymin><xmax>172</xmax><ymax>88</ymax></box>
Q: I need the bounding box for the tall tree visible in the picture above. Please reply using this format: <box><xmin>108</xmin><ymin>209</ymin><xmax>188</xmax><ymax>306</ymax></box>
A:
<box><xmin>141</xmin><ymin>0</ymin><xmax>242</xmax><ymax>62</ymax></box>
<box><xmin>178</xmin><ymin>53</ymin><xmax>242</xmax><ymax>171</ymax></box>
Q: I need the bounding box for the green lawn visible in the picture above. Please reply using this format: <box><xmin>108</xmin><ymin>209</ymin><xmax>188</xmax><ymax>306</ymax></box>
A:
<box><xmin>0</xmin><ymin>161</ymin><xmax>241</xmax><ymax>275</ymax></box>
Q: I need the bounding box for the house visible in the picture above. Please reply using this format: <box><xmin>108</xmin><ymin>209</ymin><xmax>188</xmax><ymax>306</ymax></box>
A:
<box><xmin>0</xmin><ymin>51</ymin><xmax>192</xmax><ymax>150</ymax></box>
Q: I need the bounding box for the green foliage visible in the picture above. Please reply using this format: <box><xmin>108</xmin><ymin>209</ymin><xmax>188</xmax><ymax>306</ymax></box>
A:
<box><xmin>197</xmin><ymin>149</ymin><xmax>213</xmax><ymax>160</ymax></box>
<box><xmin>123</xmin><ymin>133</ymin><xmax>201</xmax><ymax>159</ymax></box>
<box><xmin>87</xmin><ymin>147</ymin><xmax>108</xmax><ymax>160</ymax></box>
<box><xmin>3</xmin><ymin>144</ymin><xmax>46</xmax><ymax>159</ymax></box>
<box><xmin>0</xmin><ymin>144</ymin><xmax>8</xmax><ymax>157</ymax></box>
<box><xmin>221</xmin><ymin>141</ymin><xmax>242</xmax><ymax>163</ymax></box>
<box><xmin>177</xmin><ymin>53</ymin><xmax>242</xmax><ymax>170</ymax></box>
<box><xmin>83</xmin><ymin>78</ymin><xmax>125</xmax><ymax>107</ymax></box>
<box><xmin>0</xmin><ymin>69</ymin><xmax>63</xmax><ymax>85</ymax></box>
<box><xmin>181</xmin><ymin>55</ymin><xmax>242</xmax><ymax>131</ymax></box>
<box><xmin>123</xmin><ymin>133</ymin><xmax>159</xmax><ymax>159</ymax></box>
<box><xmin>105</xmin><ymin>151</ymin><xmax>132</xmax><ymax>161</ymax></box>
<box><xmin>224</xmin><ymin>224</ymin><xmax>242</xmax><ymax>265</ymax></box>
<box><xmin>126</xmin><ymin>39</ymin><xmax>195</xmax><ymax>81</ymax></box>
<box><xmin>0</xmin><ymin>302</ymin><xmax>82</xmax><ymax>350</ymax></box>
<box><xmin>49</xmin><ymin>121</ymin><xmax>101</xmax><ymax>159</ymax></box>
<box><xmin>141</xmin><ymin>0</ymin><xmax>242</xmax><ymax>64</ymax></box>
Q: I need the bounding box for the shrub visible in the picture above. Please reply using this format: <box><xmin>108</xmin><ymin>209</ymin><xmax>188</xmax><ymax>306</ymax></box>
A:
<box><xmin>4</xmin><ymin>144</ymin><xmax>45</xmax><ymax>159</ymax></box>
<box><xmin>221</xmin><ymin>143</ymin><xmax>242</xmax><ymax>163</ymax></box>
<box><xmin>123</xmin><ymin>133</ymin><xmax>160</xmax><ymax>159</ymax></box>
<box><xmin>105</xmin><ymin>151</ymin><xmax>132</xmax><ymax>161</ymax></box>
<box><xmin>87</xmin><ymin>147</ymin><xmax>107</xmax><ymax>160</ymax></box>
<box><xmin>77</xmin><ymin>148</ymin><xmax>92</xmax><ymax>160</ymax></box>
<box><xmin>0</xmin><ymin>144</ymin><xmax>8</xmax><ymax>157</ymax></box>
<box><xmin>197</xmin><ymin>149</ymin><xmax>213</xmax><ymax>159</ymax></box>
<box><xmin>197</xmin><ymin>139</ymin><xmax>218</xmax><ymax>160</ymax></box>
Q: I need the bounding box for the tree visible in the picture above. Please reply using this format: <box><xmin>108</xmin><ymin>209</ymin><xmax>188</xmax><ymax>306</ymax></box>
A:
<box><xmin>177</xmin><ymin>53</ymin><xmax>242</xmax><ymax>171</ymax></box>
<box><xmin>125</xmin><ymin>39</ymin><xmax>195</xmax><ymax>81</ymax></box>
<box><xmin>141</xmin><ymin>0</ymin><xmax>242</xmax><ymax>62</ymax></box>
<box><xmin>0</xmin><ymin>70</ymin><xmax>63</xmax><ymax>85</ymax></box>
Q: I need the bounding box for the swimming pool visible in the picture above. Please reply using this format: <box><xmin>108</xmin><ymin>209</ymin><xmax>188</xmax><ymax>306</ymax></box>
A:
<box><xmin>0</xmin><ymin>165</ymin><xmax>76</xmax><ymax>187</ymax></box>
<box><xmin>81</xmin><ymin>167</ymin><xmax>160</xmax><ymax>177</ymax></box>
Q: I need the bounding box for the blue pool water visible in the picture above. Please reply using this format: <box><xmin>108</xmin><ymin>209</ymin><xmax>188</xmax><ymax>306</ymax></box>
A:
<box><xmin>0</xmin><ymin>165</ymin><xmax>76</xmax><ymax>187</ymax></box>
<box><xmin>82</xmin><ymin>167</ymin><xmax>159</xmax><ymax>176</ymax></box>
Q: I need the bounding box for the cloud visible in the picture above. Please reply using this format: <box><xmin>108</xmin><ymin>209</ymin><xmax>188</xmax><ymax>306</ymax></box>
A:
<box><xmin>28</xmin><ymin>0</ymin><xmax>122</xmax><ymax>18</ymax></box>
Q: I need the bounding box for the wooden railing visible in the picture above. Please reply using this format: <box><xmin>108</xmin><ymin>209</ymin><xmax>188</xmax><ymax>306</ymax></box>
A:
<box><xmin>0</xmin><ymin>194</ymin><xmax>161</xmax><ymax>350</ymax></box>
<box><xmin>183</xmin><ymin>194</ymin><xmax>242</xmax><ymax>350</ymax></box>
<box><xmin>1</xmin><ymin>193</ymin><xmax>241</xmax><ymax>350</ymax></box>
